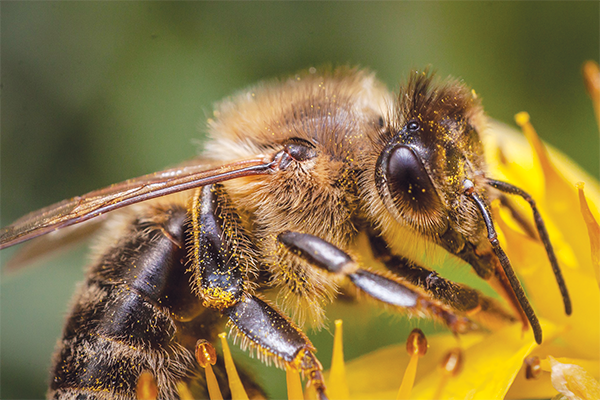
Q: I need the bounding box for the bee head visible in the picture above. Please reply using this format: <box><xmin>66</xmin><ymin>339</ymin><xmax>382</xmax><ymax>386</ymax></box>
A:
<box><xmin>374</xmin><ymin>70</ymin><xmax>487</xmax><ymax>236</ymax></box>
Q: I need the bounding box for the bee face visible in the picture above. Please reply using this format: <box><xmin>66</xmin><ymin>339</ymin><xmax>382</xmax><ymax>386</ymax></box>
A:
<box><xmin>372</xmin><ymin>72</ymin><xmax>487</xmax><ymax>238</ymax></box>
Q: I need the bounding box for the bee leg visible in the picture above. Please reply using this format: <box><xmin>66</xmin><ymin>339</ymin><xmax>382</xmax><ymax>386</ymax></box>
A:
<box><xmin>190</xmin><ymin>186</ymin><xmax>327</xmax><ymax>398</ymax></box>
<box><xmin>223</xmin><ymin>294</ymin><xmax>328</xmax><ymax>399</ymax></box>
<box><xmin>367</xmin><ymin>233</ymin><xmax>517</xmax><ymax>328</ymax></box>
<box><xmin>278</xmin><ymin>231</ymin><xmax>480</xmax><ymax>334</ymax></box>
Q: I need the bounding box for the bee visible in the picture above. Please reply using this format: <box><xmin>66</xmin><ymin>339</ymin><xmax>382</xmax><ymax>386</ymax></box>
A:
<box><xmin>0</xmin><ymin>67</ymin><xmax>571</xmax><ymax>399</ymax></box>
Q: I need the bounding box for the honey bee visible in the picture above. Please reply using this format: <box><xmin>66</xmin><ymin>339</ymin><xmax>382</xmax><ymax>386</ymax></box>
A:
<box><xmin>1</xmin><ymin>67</ymin><xmax>571</xmax><ymax>399</ymax></box>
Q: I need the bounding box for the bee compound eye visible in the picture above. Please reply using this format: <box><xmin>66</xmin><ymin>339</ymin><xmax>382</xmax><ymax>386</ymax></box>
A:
<box><xmin>386</xmin><ymin>145</ymin><xmax>441</xmax><ymax>212</ymax></box>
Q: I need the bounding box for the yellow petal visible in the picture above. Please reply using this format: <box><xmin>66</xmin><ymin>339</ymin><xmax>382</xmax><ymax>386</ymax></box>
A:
<box><xmin>582</xmin><ymin>60</ymin><xmax>600</xmax><ymax>127</ymax></box>
<box><xmin>410</xmin><ymin>320</ymin><xmax>558</xmax><ymax>399</ymax></box>
<box><xmin>577</xmin><ymin>183</ymin><xmax>600</xmax><ymax>287</ymax></box>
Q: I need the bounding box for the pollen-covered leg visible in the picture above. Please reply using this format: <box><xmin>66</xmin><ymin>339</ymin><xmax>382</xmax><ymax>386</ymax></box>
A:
<box><xmin>189</xmin><ymin>185</ymin><xmax>252</xmax><ymax>310</ymax></box>
<box><xmin>278</xmin><ymin>231</ymin><xmax>488</xmax><ymax>334</ymax></box>
<box><xmin>223</xmin><ymin>294</ymin><xmax>327</xmax><ymax>399</ymax></box>
<box><xmin>189</xmin><ymin>186</ymin><xmax>327</xmax><ymax>397</ymax></box>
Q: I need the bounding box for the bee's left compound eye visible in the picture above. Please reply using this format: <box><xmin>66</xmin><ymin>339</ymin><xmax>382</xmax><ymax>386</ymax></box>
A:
<box><xmin>386</xmin><ymin>145</ymin><xmax>441</xmax><ymax>212</ymax></box>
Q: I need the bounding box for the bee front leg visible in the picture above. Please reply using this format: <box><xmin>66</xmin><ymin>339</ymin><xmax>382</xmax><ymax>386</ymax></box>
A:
<box><xmin>190</xmin><ymin>186</ymin><xmax>327</xmax><ymax>398</ymax></box>
<box><xmin>223</xmin><ymin>294</ymin><xmax>327</xmax><ymax>397</ymax></box>
<box><xmin>278</xmin><ymin>231</ymin><xmax>506</xmax><ymax>334</ymax></box>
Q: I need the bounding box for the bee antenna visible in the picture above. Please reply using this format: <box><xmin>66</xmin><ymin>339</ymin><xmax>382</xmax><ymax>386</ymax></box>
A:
<box><xmin>487</xmin><ymin>179</ymin><xmax>571</xmax><ymax>316</ymax></box>
<box><xmin>463</xmin><ymin>179</ymin><xmax>543</xmax><ymax>344</ymax></box>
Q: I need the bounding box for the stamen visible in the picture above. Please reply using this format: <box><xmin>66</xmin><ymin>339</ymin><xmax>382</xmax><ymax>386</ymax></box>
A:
<box><xmin>136</xmin><ymin>371</ymin><xmax>158</xmax><ymax>400</ymax></box>
<box><xmin>196</xmin><ymin>339</ymin><xmax>224</xmax><ymax>400</ymax></box>
<box><xmin>524</xmin><ymin>356</ymin><xmax>542</xmax><ymax>380</ymax></box>
<box><xmin>177</xmin><ymin>382</ymin><xmax>195</xmax><ymax>400</ymax></box>
<box><xmin>329</xmin><ymin>320</ymin><xmax>349</xmax><ymax>399</ymax></box>
<box><xmin>397</xmin><ymin>328</ymin><xmax>427</xmax><ymax>400</ymax></box>
<box><xmin>582</xmin><ymin>60</ymin><xmax>600</xmax><ymax>127</ymax></box>
<box><xmin>433</xmin><ymin>348</ymin><xmax>463</xmax><ymax>399</ymax></box>
<box><xmin>219</xmin><ymin>332</ymin><xmax>249</xmax><ymax>400</ymax></box>
<box><xmin>577</xmin><ymin>182</ymin><xmax>600</xmax><ymax>287</ymax></box>
<box><xmin>286</xmin><ymin>365</ymin><xmax>303</xmax><ymax>400</ymax></box>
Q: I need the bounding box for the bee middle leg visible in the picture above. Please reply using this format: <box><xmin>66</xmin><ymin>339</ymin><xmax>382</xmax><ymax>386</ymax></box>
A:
<box><xmin>278</xmin><ymin>231</ymin><xmax>516</xmax><ymax>334</ymax></box>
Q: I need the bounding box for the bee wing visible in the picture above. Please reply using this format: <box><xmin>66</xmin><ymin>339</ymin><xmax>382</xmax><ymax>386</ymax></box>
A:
<box><xmin>1</xmin><ymin>156</ymin><xmax>275</xmax><ymax>249</ymax></box>
<box><xmin>2</xmin><ymin>217</ymin><xmax>106</xmax><ymax>274</ymax></box>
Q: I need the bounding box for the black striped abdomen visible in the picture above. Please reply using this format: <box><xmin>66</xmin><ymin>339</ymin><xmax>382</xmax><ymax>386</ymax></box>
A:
<box><xmin>48</xmin><ymin>204</ymin><xmax>217</xmax><ymax>399</ymax></box>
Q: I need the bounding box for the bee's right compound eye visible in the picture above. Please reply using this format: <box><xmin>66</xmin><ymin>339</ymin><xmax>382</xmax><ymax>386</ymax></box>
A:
<box><xmin>386</xmin><ymin>145</ymin><xmax>441</xmax><ymax>214</ymax></box>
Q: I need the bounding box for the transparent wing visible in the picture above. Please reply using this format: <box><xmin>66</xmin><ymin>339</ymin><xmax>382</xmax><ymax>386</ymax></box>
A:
<box><xmin>1</xmin><ymin>156</ymin><xmax>276</xmax><ymax>249</ymax></box>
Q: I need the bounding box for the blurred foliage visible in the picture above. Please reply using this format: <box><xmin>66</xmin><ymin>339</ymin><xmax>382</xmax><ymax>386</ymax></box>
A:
<box><xmin>1</xmin><ymin>2</ymin><xmax>598</xmax><ymax>399</ymax></box>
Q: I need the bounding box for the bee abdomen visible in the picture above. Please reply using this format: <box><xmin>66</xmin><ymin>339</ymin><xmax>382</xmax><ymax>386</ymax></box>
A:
<box><xmin>49</xmin><ymin>205</ymin><xmax>201</xmax><ymax>399</ymax></box>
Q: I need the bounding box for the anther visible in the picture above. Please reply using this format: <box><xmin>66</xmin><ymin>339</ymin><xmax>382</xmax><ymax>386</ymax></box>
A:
<box><xmin>195</xmin><ymin>339</ymin><xmax>217</xmax><ymax>367</ymax></box>
<box><xmin>406</xmin><ymin>328</ymin><xmax>428</xmax><ymax>357</ymax></box>
<box><xmin>524</xmin><ymin>356</ymin><xmax>542</xmax><ymax>380</ymax></box>
<box><xmin>136</xmin><ymin>371</ymin><xmax>158</xmax><ymax>400</ymax></box>
<box><xmin>441</xmin><ymin>348</ymin><xmax>463</xmax><ymax>376</ymax></box>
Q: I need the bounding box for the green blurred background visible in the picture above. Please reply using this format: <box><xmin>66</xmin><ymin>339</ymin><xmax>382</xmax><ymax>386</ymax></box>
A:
<box><xmin>1</xmin><ymin>2</ymin><xmax>598</xmax><ymax>399</ymax></box>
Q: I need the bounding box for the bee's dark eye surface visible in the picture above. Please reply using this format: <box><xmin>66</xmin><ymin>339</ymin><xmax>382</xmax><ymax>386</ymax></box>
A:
<box><xmin>278</xmin><ymin>137</ymin><xmax>317</xmax><ymax>169</ymax></box>
<box><xmin>386</xmin><ymin>145</ymin><xmax>441</xmax><ymax>212</ymax></box>
<box><xmin>407</xmin><ymin>120</ymin><xmax>420</xmax><ymax>131</ymax></box>
<box><xmin>285</xmin><ymin>138</ymin><xmax>317</xmax><ymax>162</ymax></box>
